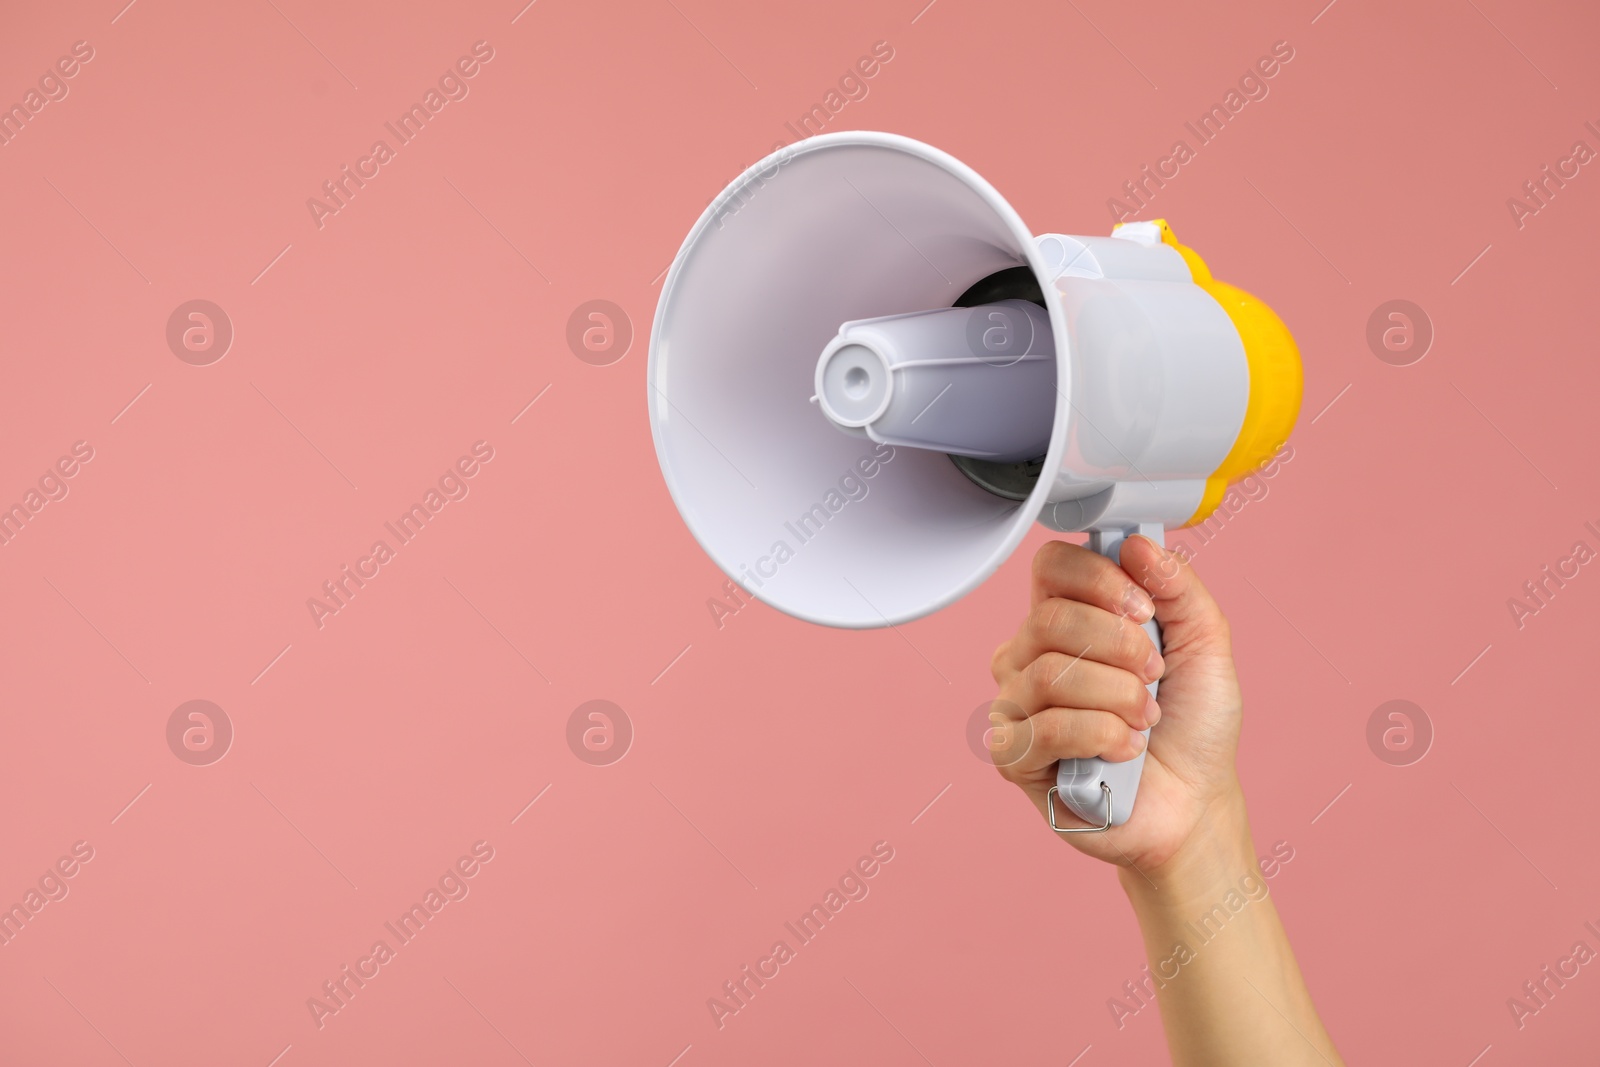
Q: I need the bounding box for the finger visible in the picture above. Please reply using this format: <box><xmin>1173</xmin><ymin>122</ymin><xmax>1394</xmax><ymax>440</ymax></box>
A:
<box><xmin>1030</xmin><ymin>540</ymin><xmax>1155</xmax><ymax>623</ymax></box>
<box><xmin>983</xmin><ymin>700</ymin><xmax>1039</xmax><ymax>770</ymax></box>
<box><xmin>1009</xmin><ymin>652</ymin><xmax>1158</xmax><ymax>729</ymax></box>
<box><xmin>997</xmin><ymin>707</ymin><xmax>1146</xmax><ymax>776</ymax></box>
<box><xmin>1119</xmin><ymin>535</ymin><xmax>1232</xmax><ymax>656</ymax></box>
<box><xmin>998</xmin><ymin>597</ymin><xmax>1163</xmax><ymax>682</ymax></box>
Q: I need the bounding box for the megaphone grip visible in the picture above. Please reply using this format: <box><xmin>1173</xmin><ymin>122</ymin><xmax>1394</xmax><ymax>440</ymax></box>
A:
<box><xmin>1053</xmin><ymin>527</ymin><xmax>1162</xmax><ymax>828</ymax></box>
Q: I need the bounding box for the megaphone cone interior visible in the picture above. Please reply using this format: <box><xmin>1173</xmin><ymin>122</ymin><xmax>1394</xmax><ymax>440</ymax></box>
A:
<box><xmin>650</xmin><ymin>133</ymin><xmax>1065</xmax><ymax>628</ymax></box>
<box><xmin>649</xmin><ymin>132</ymin><xmax>1301</xmax><ymax>630</ymax></box>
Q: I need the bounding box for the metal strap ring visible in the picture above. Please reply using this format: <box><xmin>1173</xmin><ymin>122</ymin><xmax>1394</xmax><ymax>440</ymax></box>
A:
<box><xmin>1046</xmin><ymin>782</ymin><xmax>1112</xmax><ymax>834</ymax></box>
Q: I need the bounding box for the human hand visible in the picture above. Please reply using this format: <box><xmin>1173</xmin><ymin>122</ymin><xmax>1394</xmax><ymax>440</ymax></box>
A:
<box><xmin>986</xmin><ymin>535</ymin><xmax>1245</xmax><ymax>874</ymax></box>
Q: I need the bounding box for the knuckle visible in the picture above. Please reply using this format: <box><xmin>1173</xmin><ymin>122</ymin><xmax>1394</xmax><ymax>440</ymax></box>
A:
<box><xmin>1033</xmin><ymin>710</ymin><xmax>1067</xmax><ymax>753</ymax></box>
<box><xmin>1030</xmin><ymin>544</ymin><xmax>1052</xmax><ymax>579</ymax></box>
<box><xmin>1118</xmin><ymin>674</ymin><xmax>1150</xmax><ymax>714</ymax></box>
<box><xmin>1031</xmin><ymin>541</ymin><xmax>1068</xmax><ymax>588</ymax></box>
<box><xmin>1029</xmin><ymin>599</ymin><xmax>1075</xmax><ymax>644</ymax></box>
<box><xmin>1021</xmin><ymin>655</ymin><xmax>1053</xmax><ymax>698</ymax></box>
<box><xmin>1126</xmin><ymin>675</ymin><xmax>1152</xmax><ymax>716</ymax></box>
<box><xmin>1029</xmin><ymin>651</ymin><xmax>1073</xmax><ymax>695</ymax></box>
<box><xmin>989</xmin><ymin>641</ymin><xmax>1010</xmax><ymax>682</ymax></box>
<box><xmin>1034</xmin><ymin>540</ymin><xmax>1069</xmax><ymax>572</ymax></box>
<box><xmin>994</xmin><ymin>715</ymin><xmax>1037</xmax><ymax>768</ymax></box>
<box><xmin>1092</xmin><ymin>713</ymin><xmax>1127</xmax><ymax>751</ymax></box>
<box><xmin>987</xmin><ymin>734</ymin><xmax>1009</xmax><ymax>767</ymax></box>
<box><xmin>1126</xmin><ymin>675</ymin><xmax>1152</xmax><ymax>710</ymax></box>
<box><xmin>1051</xmin><ymin>711</ymin><xmax>1113</xmax><ymax>756</ymax></box>
<box><xmin>1117</xmin><ymin>621</ymin><xmax>1149</xmax><ymax>667</ymax></box>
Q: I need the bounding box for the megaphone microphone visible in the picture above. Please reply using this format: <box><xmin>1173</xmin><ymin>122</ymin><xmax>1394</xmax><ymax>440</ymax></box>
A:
<box><xmin>649</xmin><ymin>132</ymin><xmax>1301</xmax><ymax>830</ymax></box>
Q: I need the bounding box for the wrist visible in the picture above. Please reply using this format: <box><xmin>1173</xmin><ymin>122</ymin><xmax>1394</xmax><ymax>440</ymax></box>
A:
<box><xmin>1118</xmin><ymin>780</ymin><xmax>1255</xmax><ymax>914</ymax></box>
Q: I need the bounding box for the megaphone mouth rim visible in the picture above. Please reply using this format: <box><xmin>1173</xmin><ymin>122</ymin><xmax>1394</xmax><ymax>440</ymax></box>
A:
<box><xmin>648</xmin><ymin>131</ymin><xmax>1070</xmax><ymax>628</ymax></box>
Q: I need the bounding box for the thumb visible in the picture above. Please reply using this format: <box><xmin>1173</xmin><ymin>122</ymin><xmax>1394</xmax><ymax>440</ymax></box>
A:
<box><xmin>1119</xmin><ymin>535</ymin><xmax>1232</xmax><ymax>656</ymax></box>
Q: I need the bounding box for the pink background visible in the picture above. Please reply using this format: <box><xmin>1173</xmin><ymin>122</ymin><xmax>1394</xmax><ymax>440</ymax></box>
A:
<box><xmin>2</xmin><ymin>0</ymin><xmax>1597</xmax><ymax>1063</ymax></box>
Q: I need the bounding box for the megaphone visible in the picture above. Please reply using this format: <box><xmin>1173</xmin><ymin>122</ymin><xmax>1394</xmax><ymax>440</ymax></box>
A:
<box><xmin>648</xmin><ymin>132</ymin><xmax>1301</xmax><ymax>829</ymax></box>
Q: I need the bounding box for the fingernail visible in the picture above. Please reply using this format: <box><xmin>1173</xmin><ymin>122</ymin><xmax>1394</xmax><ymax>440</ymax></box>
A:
<box><xmin>1145</xmin><ymin>693</ymin><xmax>1161</xmax><ymax>727</ymax></box>
<box><xmin>1144</xmin><ymin>649</ymin><xmax>1164</xmax><ymax>682</ymax></box>
<box><xmin>1130</xmin><ymin>730</ymin><xmax>1147</xmax><ymax>752</ymax></box>
<box><xmin>1124</xmin><ymin>587</ymin><xmax>1155</xmax><ymax>622</ymax></box>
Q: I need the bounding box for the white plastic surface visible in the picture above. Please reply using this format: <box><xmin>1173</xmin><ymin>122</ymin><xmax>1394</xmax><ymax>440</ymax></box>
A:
<box><xmin>647</xmin><ymin>131</ymin><xmax>1254</xmax><ymax>632</ymax></box>
<box><xmin>1051</xmin><ymin>276</ymin><xmax>1247</xmax><ymax>485</ymax></box>
<box><xmin>648</xmin><ymin>133</ymin><xmax>1069</xmax><ymax>628</ymax></box>
<box><xmin>1040</xmin><ymin>479</ymin><xmax>1206</xmax><ymax>533</ymax></box>
<box><xmin>814</xmin><ymin>300</ymin><xmax>1055</xmax><ymax>461</ymax></box>
<box><xmin>1027</xmin><ymin>232</ymin><xmax>1250</xmax><ymax>508</ymax></box>
<box><xmin>1037</xmin><ymin>232</ymin><xmax>1190</xmax><ymax>282</ymax></box>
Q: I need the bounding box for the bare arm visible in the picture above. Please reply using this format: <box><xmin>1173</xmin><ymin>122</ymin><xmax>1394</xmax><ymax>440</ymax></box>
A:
<box><xmin>1118</xmin><ymin>782</ymin><xmax>1340</xmax><ymax>1065</ymax></box>
<box><xmin>988</xmin><ymin>537</ymin><xmax>1342</xmax><ymax>1065</ymax></box>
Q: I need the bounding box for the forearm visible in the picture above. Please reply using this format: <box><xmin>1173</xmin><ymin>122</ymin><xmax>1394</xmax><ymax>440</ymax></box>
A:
<box><xmin>1117</xmin><ymin>782</ymin><xmax>1343</xmax><ymax>1067</ymax></box>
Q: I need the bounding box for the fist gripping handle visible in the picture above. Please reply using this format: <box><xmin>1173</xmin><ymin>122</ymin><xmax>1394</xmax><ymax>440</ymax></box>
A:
<box><xmin>1049</xmin><ymin>525</ymin><xmax>1162</xmax><ymax>831</ymax></box>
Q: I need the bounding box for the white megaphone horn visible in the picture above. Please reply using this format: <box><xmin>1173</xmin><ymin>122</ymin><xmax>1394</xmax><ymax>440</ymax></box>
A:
<box><xmin>648</xmin><ymin>132</ymin><xmax>1301</xmax><ymax>829</ymax></box>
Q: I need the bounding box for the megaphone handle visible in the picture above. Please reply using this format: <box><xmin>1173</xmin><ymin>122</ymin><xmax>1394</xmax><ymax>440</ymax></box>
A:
<box><xmin>1051</xmin><ymin>525</ymin><xmax>1162</xmax><ymax>830</ymax></box>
